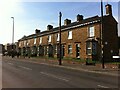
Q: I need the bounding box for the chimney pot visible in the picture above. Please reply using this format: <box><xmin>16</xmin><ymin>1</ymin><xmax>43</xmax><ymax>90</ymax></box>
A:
<box><xmin>105</xmin><ymin>4</ymin><xmax>112</xmax><ymax>16</ymax></box>
<box><xmin>47</xmin><ymin>25</ymin><xmax>53</xmax><ymax>30</ymax></box>
<box><xmin>35</xmin><ymin>29</ymin><xmax>40</xmax><ymax>34</ymax></box>
<box><xmin>64</xmin><ymin>19</ymin><xmax>71</xmax><ymax>26</ymax></box>
<box><xmin>77</xmin><ymin>14</ymin><xmax>83</xmax><ymax>22</ymax></box>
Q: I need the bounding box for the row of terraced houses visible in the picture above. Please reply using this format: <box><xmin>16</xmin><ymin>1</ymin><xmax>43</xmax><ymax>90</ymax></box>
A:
<box><xmin>17</xmin><ymin>4</ymin><xmax>119</xmax><ymax>62</ymax></box>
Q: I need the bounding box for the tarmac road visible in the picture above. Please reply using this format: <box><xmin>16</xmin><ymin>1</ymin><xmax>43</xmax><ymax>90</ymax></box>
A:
<box><xmin>2</xmin><ymin>57</ymin><xmax>119</xmax><ymax>88</ymax></box>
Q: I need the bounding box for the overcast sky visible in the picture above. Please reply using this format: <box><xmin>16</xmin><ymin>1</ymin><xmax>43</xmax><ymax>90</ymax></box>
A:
<box><xmin>0</xmin><ymin>0</ymin><xmax>119</xmax><ymax>44</ymax></box>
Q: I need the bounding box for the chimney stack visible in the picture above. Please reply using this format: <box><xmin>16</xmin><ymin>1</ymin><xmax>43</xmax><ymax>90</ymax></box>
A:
<box><xmin>105</xmin><ymin>4</ymin><xmax>112</xmax><ymax>16</ymax></box>
<box><xmin>64</xmin><ymin>19</ymin><xmax>71</xmax><ymax>26</ymax></box>
<box><xmin>47</xmin><ymin>25</ymin><xmax>53</xmax><ymax>30</ymax></box>
<box><xmin>35</xmin><ymin>29</ymin><xmax>40</xmax><ymax>34</ymax></box>
<box><xmin>77</xmin><ymin>14</ymin><xmax>83</xmax><ymax>22</ymax></box>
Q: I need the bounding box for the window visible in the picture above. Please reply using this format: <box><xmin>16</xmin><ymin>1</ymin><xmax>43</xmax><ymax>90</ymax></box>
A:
<box><xmin>27</xmin><ymin>40</ymin><xmax>30</xmax><ymax>46</ymax></box>
<box><xmin>27</xmin><ymin>41</ymin><xmax>28</xmax><ymax>46</ymax></box>
<box><xmin>88</xmin><ymin>26</ymin><xmax>95</xmax><ymax>37</ymax></box>
<box><xmin>37</xmin><ymin>47</ymin><xmax>39</xmax><ymax>51</ymax></box>
<box><xmin>40</xmin><ymin>37</ymin><xmax>42</xmax><ymax>44</ymax></box>
<box><xmin>68</xmin><ymin>45</ymin><xmax>72</xmax><ymax>54</ymax></box>
<box><xmin>86</xmin><ymin>42</ymin><xmax>92</xmax><ymax>55</ymax></box>
<box><xmin>54</xmin><ymin>45</ymin><xmax>57</xmax><ymax>54</ymax></box>
<box><xmin>24</xmin><ymin>41</ymin><xmax>26</xmax><ymax>46</ymax></box>
<box><xmin>19</xmin><ymin>42</ymin><xmax>21</xmax><ymax>47</ymax></box>
<box><xmin>26</xmin><ymin>41</ymin><xmax>28</xmax><ymax>46</ymax></box>
<box><xmin>68</xmin><ymin>31</ymin><xmax>72</xmax><ymax>39</ymax></box>
<box><xmin>48</xmin><ymin>35</ymin><xmax>51</xmax><ymax>42</ymax></box>
<box><xmin>57</xmin><ymin>33</ymin><xmax>59</xmax><ymax>42</ymax></box>
<box><xmin>34</xmin><ymin>38</ymin><xmax>36</xmax><ymax>45</ymax></box>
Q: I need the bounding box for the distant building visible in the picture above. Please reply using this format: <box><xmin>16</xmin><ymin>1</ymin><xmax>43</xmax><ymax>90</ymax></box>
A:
<box><xmin>4</xmin><ymin>43</ymin><xmax>16</xmax><ymax>56</ymax></box>
<box><xmin>18</xmin><ymin>4</ymin><xmax>119</xmax><ymax>62</ymax></box>
<box><xmin>0</xmin><ymin>44</ymin><xmax>5</xmax><ymax>55</ymax></box>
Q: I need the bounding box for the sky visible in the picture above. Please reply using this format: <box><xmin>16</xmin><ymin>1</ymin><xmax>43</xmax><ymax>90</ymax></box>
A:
<box><xmin>0</xmin><ymin>0</ymin><xmax>119</xmax><ymax>45</ymax></box>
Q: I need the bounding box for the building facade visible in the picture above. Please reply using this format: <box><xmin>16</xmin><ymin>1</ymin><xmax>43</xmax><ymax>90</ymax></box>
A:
<box><xmin>18</xmin><ymin>4</ymin><xmax>119</xmax><ymax>62</ymax></box>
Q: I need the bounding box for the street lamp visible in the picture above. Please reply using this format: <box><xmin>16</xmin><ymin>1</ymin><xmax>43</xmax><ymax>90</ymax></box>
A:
<box><xmin>59</xmin><ymin>12</ymin><xmax>62</xmax><ymax>65</ymax></box>
<box><xmin>11</xmin><ymin>17</ymin><xmax>14</xmax><ymax>44</ymax></box>
<box><xmin>11</xmin><ymin>17</ymin><xmax>14</xmax><ymax>58</ymax></box>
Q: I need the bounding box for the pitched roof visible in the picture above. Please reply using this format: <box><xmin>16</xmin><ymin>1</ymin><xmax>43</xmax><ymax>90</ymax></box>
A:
<box><xmin>18</xmin><ymin>15</ymin><xmax>116</xmax><ymax>41</ymax></box>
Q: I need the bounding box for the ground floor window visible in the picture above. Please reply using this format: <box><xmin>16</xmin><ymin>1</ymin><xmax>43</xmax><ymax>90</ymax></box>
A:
<box><xmin>86</xmin><ymin>40</ymin><xmax>97</xmax><ymax>56</ymax></box>
<box><xmin>44</xmin><ymin>46</ymin><xmax>47</xmax><ymax>55</ymax></box>
<box><xmin>68</xmin><ymin>45</ymin><xmax>72</xmax><ymax>54</ymax></box>
<box><xmin>54</xmin><ymin>44</ymin><xmax>58</xmax><ymax>54</ymax></box>
<box><xmin>86</xmin><ymin>42</ymin><xmax>92</xmax><ymax>55</ymax></box>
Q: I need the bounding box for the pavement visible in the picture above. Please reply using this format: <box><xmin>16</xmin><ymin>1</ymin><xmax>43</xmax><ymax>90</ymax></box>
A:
<box><xmin>2</xmin><ymin>56</ymin><xmax>120</xmax><ymax>76</ymax></box>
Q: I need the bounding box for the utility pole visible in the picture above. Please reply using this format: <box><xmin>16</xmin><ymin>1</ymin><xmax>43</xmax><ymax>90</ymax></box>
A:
<box><xmin>100</xmin><ymin>0</ymin><xmax>105</xmax><ymax>69</ymax></box>
<box><xmin>59</xmin><ymin>12</ymin><xmax>62</xmax><ymax>65</ymax></box>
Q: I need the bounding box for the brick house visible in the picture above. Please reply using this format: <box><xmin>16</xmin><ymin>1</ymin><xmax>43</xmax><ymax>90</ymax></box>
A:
<box><xmin>18</xmin><ymin>4</ymin><xmax>119</xmax><ymax>62</ymax></box>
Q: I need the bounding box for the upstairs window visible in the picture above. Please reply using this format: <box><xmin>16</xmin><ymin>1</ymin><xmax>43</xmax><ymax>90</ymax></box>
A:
<box><xmin>39</xmin><ymin>37</ymin><xmax>42</xmax><ymax>44</ymax></box>
<box><xmin>48</xmin><ymin>35</ymin><xmax>51</xmax><ymax>42</ymax></box>
<box><xmin>57</xmin><ymin>33</ymin><xmax>60</xmax><ymax>42</ymax></box>
<box><xmin>19</xmin><ymin>42</ymin><xmax>21</xmax><ymax>47</ymax></box>
<box><xmin>34</xmin><ymin>38</ymin><xmax>36</xmax><ymax>45</ymax></box>
<box><xmin>68</xmin><ymin>31</ymin><xmax>72</xmax><ymax>39</ymax></box>
<box><xmin>24</xmin><ymin>41</ymin><xmax>26</xmax><ymax>46</ymax></box>
<box><xmin>88</xmin><ymin>26</ymin><xmax>95</xmax><ymax>37</ymax></box>
<box><xmin>27</xmin><ymin>40</ymin><xmax>30</xmax><ymax>46</ymax></box>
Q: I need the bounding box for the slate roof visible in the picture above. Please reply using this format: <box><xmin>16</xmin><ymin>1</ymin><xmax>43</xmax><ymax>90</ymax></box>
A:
<box><xmin>18</xmin><ymin>15</ymin><xmax>116</xmax><ymax>41</ymax></box>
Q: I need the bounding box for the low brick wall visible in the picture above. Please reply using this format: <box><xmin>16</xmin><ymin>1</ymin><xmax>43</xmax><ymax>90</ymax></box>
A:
<box><xmin>95</xmin><ymin>63</ymin><xmax>119</xmax><ymax>69</ymax></box>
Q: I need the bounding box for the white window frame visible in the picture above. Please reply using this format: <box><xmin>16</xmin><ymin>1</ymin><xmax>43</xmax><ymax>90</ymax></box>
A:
<box><xmin>57</xmin><ymin>33</ymin><xmax>59</xmax><ymax>42</ymax></box>
<box><xmin>88</xmin><ymin>26</ymin><xmax>95</xmax><ymax>37</ymax></box>
<box><xmin>48</xmin><ymin>35</ymin><xmax>51</xmax><ymax>42</ymax></box>
<box><xmin>27</xmin><ymin>40</ymin><xmax>30</xmax><ymax>46</ymax></box>
<box><xmin>39</xmin><ymin>37</ymin><xmax>42</xmax><ymax>44</ymax></box>
<box><xmin>86</xmin><ymin>42</ymin><xmax>92</xmax><ymax>55</ymax></box>
<box><xmin>68</xmin><ymin>31</ymin><xmax>72</xmax><ymax>39</ymax></box>
<box><xmin>24</xmin><ymin>41</ymin><xmax>26</xmax><ymax>46</ymax></box>
<box><xmin>19</xmin><ymin>42</ymin><xmax>21</xmax><ymax>47</ymax></box>
<box><xmin>68</xmin><ymin>45</ymin><xmax>72</xmax><ymax>54</ymax></box>
<box><xmin>34</xmin><ymin>38</ymin><xmax>36</xmax><ymax>45</ymax></box>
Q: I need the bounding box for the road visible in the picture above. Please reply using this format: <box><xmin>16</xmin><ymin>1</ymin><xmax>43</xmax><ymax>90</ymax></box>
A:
<box><xmin>2</xmin><ymin>57</ymin><xmax>119</xmax><ymax>88</ymax></box>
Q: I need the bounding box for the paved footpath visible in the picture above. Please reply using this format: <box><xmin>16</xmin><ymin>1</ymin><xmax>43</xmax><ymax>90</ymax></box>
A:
<box><xmin>2</xmin><ymin>56</ymin><xmax>120</xmax><ymax>77</ymax></box>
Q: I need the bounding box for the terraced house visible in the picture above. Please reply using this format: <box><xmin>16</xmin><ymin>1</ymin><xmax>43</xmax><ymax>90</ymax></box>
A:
<box><xmin>18</xmin><ymin>4</ymin><xmax>119</xmax><ymax>62</ymax></box>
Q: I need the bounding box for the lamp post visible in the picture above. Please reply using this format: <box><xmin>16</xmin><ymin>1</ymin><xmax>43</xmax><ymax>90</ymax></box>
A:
<box><xmin>11</xmin><ymin>17</ymin><xmax>14</xmax><ymax>58</ymax></box>
<box><xmin>59</xmin><ymin>12</ymin><xmax>62</xmax><ymax>65</ymax></box>
<box><xmin>11</xmin><ymin>17</ymin><xmax>14</xmax><ymax>44</ymax></box>
<box><xmin>100</xmin><ymin>0</ymin><xmax>105</xmax><ymax>69</ymax></box>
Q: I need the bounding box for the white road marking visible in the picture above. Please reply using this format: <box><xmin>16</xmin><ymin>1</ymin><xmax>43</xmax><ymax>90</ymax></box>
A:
<box><xmin>97</xmin><ymin>85</ymin><xmax>109</xmax><ymax>88</ymax></box>
<box><xmin>18</xmin><ymin>66</ymin><xmax>32</xmax><ymax>70</ymax></box>
<box><xmin>40</xmin><ymin>72</ymin><xmax>69</xmax><ymax>82</ymax></box>
<box><xmin>8</xmin><ymin>63</ymin><xmax>14</xmax><ymax>65</ymax></box>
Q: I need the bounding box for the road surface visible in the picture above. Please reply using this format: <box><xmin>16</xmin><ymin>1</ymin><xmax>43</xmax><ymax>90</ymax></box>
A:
<box><xmin>2</xmin><ymin>57</ymin><xmax>119</xmax><ymax>88</ymax></box>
